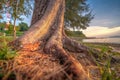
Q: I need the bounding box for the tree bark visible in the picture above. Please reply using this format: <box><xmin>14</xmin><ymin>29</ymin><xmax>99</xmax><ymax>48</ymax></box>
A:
<box><xmin>13</xmin><ymin>0</ymin><xmax>96</xmax><ymax>80</ymax></box>
<box><xmin>13</xmin><ymin>18</ymin><xmax>16</xmax><ymax>39</ymax></box>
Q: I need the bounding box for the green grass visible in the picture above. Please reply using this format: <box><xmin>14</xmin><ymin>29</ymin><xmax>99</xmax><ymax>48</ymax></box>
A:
<box><xmin>0</xmin><ymin>31</ymin><xmax>120</xmax><ymax>79</ymax></box>
<box><xmin>0</xmin><ymin>35</ymin><xmax>16</xmax><ymax>60</ymax></box>
<box><xmin>0</xmin><ymin>31</ymin><xmax>24</xmax><ymax>36</ymax></box>
<box><xmin>68</xmin><ymin>34</ymin><xmax>120</xmax><ymax>79</ymax></box>
<box><xmin>83</xmin><ymin>43</ymin><xmax>120</xmax><ymax>80</ymax></box>
<box><xmin>0</xmin><ymin>31</ymin><xmax>23</xmax><ymax>59</ymax></box>
<box><xmin>16</xmin><ymin>31</ymin><xmax>24</xmax><ymax>36</ymax></box>
<box><xmin>0</xmin><ymin>35</ymin><xmax>17</xmax><ymax>79</ymax></box>
<box><xmin>65</xmin><ymin>30</ymin><xmax>86</xmax><ymax>38</ymax></box>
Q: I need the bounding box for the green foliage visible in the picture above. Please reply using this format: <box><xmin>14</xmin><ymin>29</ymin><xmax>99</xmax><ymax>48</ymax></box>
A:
<box><xmin>100</xmin><ymin>56</ymin><xmax>120</xmax><ymax>80</ymax></box>
<box><xmin>65</xmin><ymin>30</ymin><xmax>86</xmax><ymax>37</ymax></box>
<box><xmin>1</xmin><ymin>0</ymin><xmax>93</xmax><ymax>31</ymax></box>
<box><xmin>0</xmin><ymin>35</ymin><xmax>16</xmax><ymax>60</ymax></box>
<box><xmin>16</xmin><ymin>31</ymin><xmax>24</xmax><ymax>36</ymax></box>
<box><xmin>0</xmin><ymin>22</ymin><xmax>14</xmax><ymax>35</ymax></box>
<box><xmin>0</xmin><ymin>0</ymin><xmax>5</xmax><ymax>19</ymax></box>
<box><xmin>0</xmin><ymin>0</ymin><xmax>32</xmax><ymax>38</ymax></box>
<box><xmin>0</xmin><ymin>22</ymin><xmax>5</xmax><ymax>31</ymax></box>
<box><xmin>84</xmin><ymin>43</ymin><xmax>120</xmax><ymax>80</ymax></box>
<box><xmin>0</xmin><ymin>35</ymin><xmax>16</xmax><ymax>79</ymax></box>
<box><xmin>101</xmin><ymin>58</ymin><xmax>113</xmax><ymax>80</ymax></box>
<box><xmin>7</xmin><ymin>0</ymin><xmax>32</xmax><ymax>21</ymax></box>
<box><xmin>0</xmin><ymin>21</ymin><xmax>24</xmax><ymax>36</ymax></box>
<box><xmin>19</xmin><ymin>22</ymin><xmax>29</xmax><ymax>31</ymax></box>
<box><xmin>65</xmin><ymin>0</ymin><xmax>93</xmax><ymax>30</ymax></box>
<box><xmin>4</xmin><ymin>24</ymin><xmax>14</xmax><ymax>35</ymax></box>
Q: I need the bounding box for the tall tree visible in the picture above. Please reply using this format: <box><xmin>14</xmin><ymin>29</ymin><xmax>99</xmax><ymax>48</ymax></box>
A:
<box><xmin>6</xmin><ymin>0</ymin><xmax>32</xmax><ymax>39</ymax></box>
<box><xmin>12</xmin><ymin>0</ymin><xmax>95</xmax><ymax>80</ymax></box>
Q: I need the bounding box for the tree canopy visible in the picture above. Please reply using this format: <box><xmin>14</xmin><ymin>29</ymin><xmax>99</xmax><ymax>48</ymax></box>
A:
<box><xmin>0</xmin><ymin>0</ymin><xmax>32</xmax><ymax>21</ymax></box>
<box><xmin>0</xmin><ymin>0</ymin><xmax>32</xmax><ymax>39</ymax></box>
<box><xmin>0</xmin><ymin>0</ymin><xmax>5</xmax><ymax>19</ymax></box>
<box><xmin>65</xmin><ymin>0</ymin><xmax>93</xmax><ymax>30</ymax></box>
<box><xmin>19</xmin><ymin>22</ymin><xmax>29</xmax><ymax>31</ymax></box>
<box><xmin>0</xmin><ymin>0</ymin><xmax>93</xmax><ymax>30</ymax></box>
<box><xmin>7</xmin><ymin>0</ymin><xmax>32</xmax><ymax>21</ymax></box>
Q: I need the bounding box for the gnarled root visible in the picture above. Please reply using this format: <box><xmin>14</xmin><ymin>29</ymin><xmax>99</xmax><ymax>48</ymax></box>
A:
<box><xmin>44</xmin><ymin>42</ymin><xmax>92</xmax><ymax>80</ymax></box>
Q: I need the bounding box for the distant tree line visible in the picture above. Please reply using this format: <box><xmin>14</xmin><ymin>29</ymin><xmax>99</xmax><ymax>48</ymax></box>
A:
<box><xmin>0</xmin><ymin>21</ymin><xmax>29</xmax><ymax>35</ymax></box>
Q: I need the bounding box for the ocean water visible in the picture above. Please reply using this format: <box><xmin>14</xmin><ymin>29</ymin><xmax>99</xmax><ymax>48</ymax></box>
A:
<box><xmin>83</xmin><ymin>38</ymin><xmax>120</xmax><ymax>44</ymax></box>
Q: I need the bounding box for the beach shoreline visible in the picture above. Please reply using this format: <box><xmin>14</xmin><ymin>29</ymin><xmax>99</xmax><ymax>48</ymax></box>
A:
<box><xmin>84</xmin><ymin>42</ymin><xmax>120</xmax><ymax>53</ymax></box>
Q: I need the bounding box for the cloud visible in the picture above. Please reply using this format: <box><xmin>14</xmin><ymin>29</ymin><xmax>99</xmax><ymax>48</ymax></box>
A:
<box><xmin>90</xmin><ymin>18</ymin><xmax>120</xmax><ymax>27</ymax></box>
<box><xmin>82</xmin><ymin>26</ymin><xmax>120</xmax><ymax>37</ymax></box>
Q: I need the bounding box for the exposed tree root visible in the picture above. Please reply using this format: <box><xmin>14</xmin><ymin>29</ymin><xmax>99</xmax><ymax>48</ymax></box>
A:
<box><xmin>7</xmin><ymin>0</ymin><xmax>100</xmax><ymax>80</ymax></box>
<box><xmin>13</xmin><ymin>51</ymin><xmax>65</xmax><ymax>80</ymax></box>
<box><xmin>0</xmin><ymin>49</ymin><xmax>100</xmax><ymax>80</ymax></box>
<box><xmin>9</xmin><ymin>38</ymin><xmax>99</xmax><ymax>80</ymax></box>
<box><xmin>63</xmin><ymin>36</ymin><xmax>96</xmax><ymax>65</ymax></box>
<box><xmin>44</xmin><ymin>44</ymin><xmax>90</xmax><ymax>80</ymax></box>
<box><xmin>1</xmin><ymin>41</ymin><xmax>101</xmax><ymax>80</ymax></box>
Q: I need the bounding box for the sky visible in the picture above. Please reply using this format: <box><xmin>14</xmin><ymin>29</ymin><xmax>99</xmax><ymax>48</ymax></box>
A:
<box><xmin>83</xmin><ymin>0</ymin><xmax>120</xmax><ymax>37</ymax></box>
<box><xmin>22</xmin><ymin>0</ymin><xmax>120</xmax><ymax>27</ymax></box>
<box><xmin>82</xmin><ymin>26</ymin><xmax>120</xmax><ymax>37</ymax></box>
<box><xmin>87</xmin><ymin>0</ymin><xmax>120</xmax><ymax>27</ymax></box>
<box><xmin>13</xmin><ymin>0</ymin><xmax>120</xmax><ymax>37</ymax></box>
<box><xmin>2</xmin><ymin>0</ymin><xmax>120</xmax><ymax>37</ymax></box>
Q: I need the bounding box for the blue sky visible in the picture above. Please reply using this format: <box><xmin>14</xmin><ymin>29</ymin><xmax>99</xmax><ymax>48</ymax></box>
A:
<box><xmin>83</xmin><ymin>0</ymin><xmax>120</xmax><ymax>37</ymax></box>
<box><xmin>22</xmin><ymin>0</ymin><xmax>120</xmax><ymax>27</ymax></box>
<box><xmin>87</xmin><ymin>0</ymin><xmax>120</xmax><ymax>27</ymax></box>
<box><xmin>1</xmin><ymin>0</ymin><xmax>119</xmax><ymax>37</ymax></box>
<box><xmin>2</xmin><ymin>0</ymin><xmax>120</xmax><ymax>28</ymax></box>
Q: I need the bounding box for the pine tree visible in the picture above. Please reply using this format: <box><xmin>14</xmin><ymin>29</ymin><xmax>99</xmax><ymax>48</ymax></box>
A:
<box><xmin>65</xmin><ymin>0</ymin><xmax>93</xmax><ymax>30</ymax></box>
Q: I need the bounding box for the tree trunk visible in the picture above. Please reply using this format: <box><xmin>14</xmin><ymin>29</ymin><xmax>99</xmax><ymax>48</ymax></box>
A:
<box><xmin>13</xmin><ymin>18</ymin><xmax>16</xmax><ymax>39</ymax></box>
<box><xmin>12</xmin><ymin>0</ymin><xmax>96</xmax><ymax>80</ymax></box>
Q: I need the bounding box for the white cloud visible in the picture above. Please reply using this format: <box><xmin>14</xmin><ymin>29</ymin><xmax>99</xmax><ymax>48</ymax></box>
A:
<box><xmin>82</xmin><ymin>26</ymin><xmax>120</xmax><ymax>37</ymax></box>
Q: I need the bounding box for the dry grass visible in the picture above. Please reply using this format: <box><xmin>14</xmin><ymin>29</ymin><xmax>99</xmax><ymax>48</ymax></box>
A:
<box><xmin>14</xmin><ymin>51</ymin><xmax>63</xmax><ymax>80</ymax></box>
<box><xmin>1</xmin><ymin>51</ymin><xmax>74</xmax><ymax>80</ymax></box>
<box><xmin>0</xmin><ymin>50</ymin><xmax>101</xmax><ymax>80</ymax></box>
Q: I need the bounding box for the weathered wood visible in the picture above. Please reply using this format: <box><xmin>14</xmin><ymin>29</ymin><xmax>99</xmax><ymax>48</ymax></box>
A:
<box><xmin>13</xmin><ymin>0</ymin><xmax>96</xmax><ymax>80</ymax></box>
